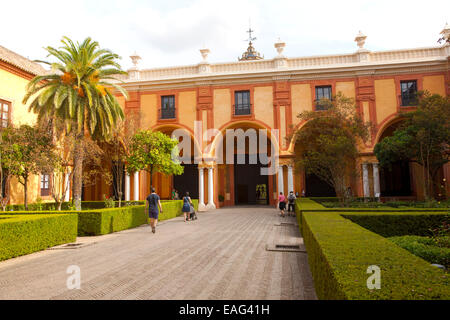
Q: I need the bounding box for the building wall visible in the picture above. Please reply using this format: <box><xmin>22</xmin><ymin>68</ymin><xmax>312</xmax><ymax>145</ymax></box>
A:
<box><xmin>0</xmin><ymin>64</ymin><xmax>45</xmax><ymax>205</ymax></box>
<box><xmin>121</xmin><ymin>69</ymin><xmax>447</xmax><ymax>203</ymax></box>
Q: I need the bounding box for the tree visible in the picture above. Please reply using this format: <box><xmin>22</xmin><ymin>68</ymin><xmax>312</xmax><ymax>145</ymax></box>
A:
<box><xmin>126</xmin><ymin>130</ymin><xmax>184</xmax><ymax>189</ymax></box>
<box><xmin>103</xmin><ymin>114</ymin><xmax>139</xmax><ymax>207</ymax></box>
<box><xmin>374</xmin><ymin>92</ymin><xmax>450</xmax><ymax>200</ymax></box>
<box><xmin>23</xmin><ymin>37</ymin><xmax>128</xmax><ymax>210</ymax></box>
<box><xmin>294</xmin><ymin>93</ymin><xmax>371</xmax><ymax>200</ymax></box>
<box><xmin>4</xmin><ymin>124</ymin><xmax>53</xmax><ymax>210</ymax></box>
<box><xmin>40</xmin><ymin>118</ymin><xmax>112</xmax><ymax>210</ymax></box>
<box><xmin>0</xmin><ymin>128</ymin><xmax>14</xmax><ymax>211</ymax></box>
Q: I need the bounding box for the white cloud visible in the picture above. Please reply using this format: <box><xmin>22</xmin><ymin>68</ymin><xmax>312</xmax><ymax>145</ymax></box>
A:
<box><xmin>1</xmin><ymin>0</ymin><xmax>448</xmax><ymax>70</ymax></box>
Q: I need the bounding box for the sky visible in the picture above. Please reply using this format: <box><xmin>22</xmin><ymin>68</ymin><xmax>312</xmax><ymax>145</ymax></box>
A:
<box><xmin>2</xmin><ymin>0</ymin><xmax>449</xmax><ymax>71</ymax></box>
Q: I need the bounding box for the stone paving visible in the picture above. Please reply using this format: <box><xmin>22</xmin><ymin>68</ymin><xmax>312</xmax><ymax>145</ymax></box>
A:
<box><xmin>0</xmin><ymin>206</ymin><xmax>317</xmax><ymax>300</ymax></box>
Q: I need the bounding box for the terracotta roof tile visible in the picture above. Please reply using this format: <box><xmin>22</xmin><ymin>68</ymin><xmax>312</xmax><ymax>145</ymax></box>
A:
<box><xmin>0</xmin><ymin>45</ymin><xmax>47</xmax><ymax>76</ymax></box>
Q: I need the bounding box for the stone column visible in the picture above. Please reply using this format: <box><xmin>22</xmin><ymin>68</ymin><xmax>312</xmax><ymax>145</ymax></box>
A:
<box><xmin>125</xmin><ymin>173</ymin><xmax>131</xmax><ymax>201</ymax></box>
<box><xmin>198</xmin><ymin>167</ymin><xmax>206</xmax><ymax>211</ymax></box>
<box><xmin>362</xmin><ymin>163</ymin><xmax>370</xmax><ymax>198</ymax></box>
<box><xmin>287</xmin><ymin>165</ymin><xmax>294</xmax><ymax>194</ymax></box>
<box><xmin>207</xmin><ymin>167</ymin><xmax>216</xmax><ymax>210</ymax></box>
<box><xmin>373</xmin><ymin>163</ymin><xmax>380</xmax><ymax>198</ymax></box>
<box><xmin>133</xmin><ymin>171</ymin><xmax>139</xmax><ymax>201</ymax></box>
<box><xmin>278</xmin><ymin>165</ymin><xmax>285</xmax><ymax>195</ymax></box>
<box><xmin>64</xmin><ymin>173</ymin><xmax>71</xmax><ymax>202</ymax></box>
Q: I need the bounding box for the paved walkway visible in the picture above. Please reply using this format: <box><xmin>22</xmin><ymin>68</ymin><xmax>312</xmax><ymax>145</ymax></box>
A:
<box><xmin>0</xmin><ymin>207</ymin><xmax>317</xmax><ymax>300</ymax></box>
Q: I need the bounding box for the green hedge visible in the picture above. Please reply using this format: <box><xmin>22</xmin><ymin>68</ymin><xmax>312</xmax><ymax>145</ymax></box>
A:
<box><xmin>5</xmin><ymin>200</ymin><xmax>146</xmax><ymax>211</ymax></box>
<box><xmin>78</xmin><ymin>199</ymin><xmax>199</xmax><ymax>235</ymax></box>
<box><xmin>0</xmin><ymin>214</ymin><xmax>78</xmax><ymax>261</ymax></box>
<box><xmin>296</xmin><ymin>198</ymin><xmax>449</xmax><ymax>300</ymax></box>
<box><xmin>76</xmin><ymin>206</ymin><xmax>147</xmax><ymax>236</ymax></box>
<box><xmin>1</xmin><ymin>200</ymin><xmax>200</xmax><ymax>236</ymax></box>
<box><xmin>389</xmin><ymin>236</ymin><xmax>450</xmax><ymax>268</ymax></box>
<box><xmin>343</xmin><ymin>212</ymin><xmax>449</xmax><ymax>237</ymax></box>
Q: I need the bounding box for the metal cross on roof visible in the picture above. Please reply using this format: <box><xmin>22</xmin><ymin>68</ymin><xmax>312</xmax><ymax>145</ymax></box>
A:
<box><xmin>246</xmin><ymin>27</ymin><xmax>257</xmax><ymax>43</ymax></box>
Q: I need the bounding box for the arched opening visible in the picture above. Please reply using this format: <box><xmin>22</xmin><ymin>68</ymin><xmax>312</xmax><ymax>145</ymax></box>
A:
<box><xmin>292</xmin><ymin>120</ymin><xmax>339</xmax><ymax>197</ymax></box>
<box><xmin>157</xmin><ymin>126</ymin><xmax>200</xmax><ymax>200</ymax></box>
<box><xmin>377</xmin><ymin>120</ymin><xmax>413</xmax><ymax>197</ymax></box>
<box><xmin>213</xmin><ymin>122</ymin><xmax>276</xmax><ymax>206</ymax></box>
<box><xmin>293</xmin><ymin>139</ymin><xmax>336</xmax><ymax>197</ymax></box>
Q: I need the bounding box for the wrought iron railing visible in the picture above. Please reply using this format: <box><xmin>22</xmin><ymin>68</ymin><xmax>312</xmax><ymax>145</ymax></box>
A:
<box><xmin>234</xmin><ymin>104</ymin><xmax>251</xmax><ymax>115</ymax></box>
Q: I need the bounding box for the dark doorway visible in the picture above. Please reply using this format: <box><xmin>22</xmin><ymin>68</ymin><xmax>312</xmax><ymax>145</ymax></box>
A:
<box><xmin>305</xmin><ymin>173</ymin><xmax>336</xmax><ymax>197</ymax></box>
<box><xmin>380</xmin><ymin>161</ymin><xmax>412</xmax><ymax>197</ymax></box>
<box><xmin>174</xmin><ymin>164</ymin><xmax>198</xmax><ymax>199</ymax></box>
<box><xmin>234</xmin><ymin>154</ymin><xmax>269</xmax><ymax>205</ymax></box>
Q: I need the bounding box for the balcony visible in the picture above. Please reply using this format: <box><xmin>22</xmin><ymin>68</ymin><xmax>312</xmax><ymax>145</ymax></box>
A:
<box><xmin>400</xmin><ymin>94</ymin><xmax>418</xmax><ymax>107</ymax></box>
<box><xmin>234</xmin><ymin>104</ymin><xmax>251</xmax><ymax>116</ymax></box>
<box><xmin>160</xmin><ymin>108</ymin><xmax>176</xmax><ymax>119</ymax></box>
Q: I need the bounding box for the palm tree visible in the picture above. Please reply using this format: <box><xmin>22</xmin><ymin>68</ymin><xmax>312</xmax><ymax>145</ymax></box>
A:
<box><xmin>23</xmin><ymin>37</ymin><xmax>128</xmax><ymax>210</ymax></box>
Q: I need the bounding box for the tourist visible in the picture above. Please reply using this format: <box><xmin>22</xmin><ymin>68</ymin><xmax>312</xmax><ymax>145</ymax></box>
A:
<box><xmin>278</xmin><ymin>192</ymin><xmax>286</xmax><ymax>217</ymax></box>
<box><xmin>182</xmin><ymin>191</ymin><xmax>193</xmax><ymax>222</ymax></box>
<box><xmin>287</xmin><ymin>191</ymin><xmax>296</xmax><ymax>216</ymax></box>
<box><xmin>146</xmin><ymin>187</ymin><xmax>163</xmax><ymax>234</ymax></box>
<box><xmin>301</xmin><ymin>189</ymin><xmax>306</xmax><ymax>197</ymax></box>
<box><xmin>174</xmin><ymin>189</ymin><xmax>180</xmax><ymax>200</ymax></box>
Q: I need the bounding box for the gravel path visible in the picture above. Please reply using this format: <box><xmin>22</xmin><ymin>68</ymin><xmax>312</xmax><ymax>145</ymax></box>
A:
<box><xmin>0</xmin><ymin>206</ymin><xmax>317</xmax><ymax>300</ymax></box>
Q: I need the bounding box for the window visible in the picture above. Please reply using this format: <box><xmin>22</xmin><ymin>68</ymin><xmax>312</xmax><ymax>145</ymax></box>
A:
<box><xmin>400</xmin><ymin>80</ymin><xmax>418</xmax><ymax>106</ymax></box>
<box><xmin>0</xmin><ymin>100</ymin><xmax>11</xmax><ymax>128</ymax></box>
<box><xmin>234</xmin><ymin>90</ymin><xmax>251</xmax><ymax>115</ymax></box>
<box><xmin>41</xmin><ymin>174</ymin><xmax>50</xmax><ymax>196</ymax></box>
<box><xmin>315</xmin><ymin>86</ymin><xmax>332</xmax><ymax>111</ymax></box>
<box><xmin>160</xmin><ymin>95</ymin><xmax>175</xmax><ymax>119</ymax></box>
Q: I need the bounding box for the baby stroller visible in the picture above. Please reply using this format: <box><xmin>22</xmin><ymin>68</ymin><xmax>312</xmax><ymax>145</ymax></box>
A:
<box><xmin>189</xmin><ymin>204</ymin><xmax>198</xmax><ymax>220</ymax></box>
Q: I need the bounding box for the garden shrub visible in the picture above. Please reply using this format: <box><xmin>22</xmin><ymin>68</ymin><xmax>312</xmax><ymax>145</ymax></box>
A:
<box><xmin>1</xmin><ymin>200</ymin><xmax>199</xmax><ymax>236</ymax></box>
<box><xmin>342</xmin><ymin>212</ymin><xmax>449</xmax><ymax>237</ymax></box>
<box><xmin>296</xmin><ymin>198</ymin><xmax>449</xmax><ymax>300</ymax></box>
<box><xmin>388</xmin><ymin>235</ymin><xmax>450</xmax><ymax>268</ymax></box>
<box><xmin>0</xmin><ymin>214</ymin><xmax>78</xmax><ymax>261</ymax></box>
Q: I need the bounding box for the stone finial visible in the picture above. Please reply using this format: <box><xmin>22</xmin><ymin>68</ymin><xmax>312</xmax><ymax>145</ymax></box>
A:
<box><xmin>439</xmin><ymin>22</ymin><xmax>450</xmax><ymax>44</ymax></box>
<box><xmin>200</xmin><ymin>48</ymin><xmax>210</xmax><ymax>62</ymax></box>
<box><xmin>130</xmin><ymin>51</ymin><xmax>141</xmax><ymax>70</ymax></box>
<box><xmin>355</xmin><ymin>31</ymin><xmax>367</xmax><ymax>51</ymax></box>
<box><xmin>274</xmin><ymin>37</ymin><xmax>286</xmax><ymax>57</ymax></box>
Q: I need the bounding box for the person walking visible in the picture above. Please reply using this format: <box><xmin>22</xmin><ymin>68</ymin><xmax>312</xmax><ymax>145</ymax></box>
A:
<box><xmin>182</xmin><ymin>191</ymin><xmax>193</xmax><ymax>222</ymax></box>
<box><xmin>287</xmin><ymin>191</ymin><xmax>296</xmax><ymax>216</ymax></box>
<box><xmin>278</xmin><ymin>192</ymin><xmax>286</xmax><ymax>217</ymax></box>
<box><xmin>146</xmin><ymin>187</ymin><xmax>163</xmax><ymax>234</ymax></box>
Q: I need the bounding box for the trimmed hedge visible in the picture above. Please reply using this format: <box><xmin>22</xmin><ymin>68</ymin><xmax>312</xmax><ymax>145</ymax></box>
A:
<box><xmin>343</xmin><ymin>212</ymin><xmax>449</xmax><ymax>237</ymax></box>
<box><xmin>296</xmin><ymin>198</ymin><xmax>450</xmax><ymax>300</ymax></box>
<box><xmin>389</xmin><ymin>236</ymin><xmax>450</xmax><ymax>268</ymax></box>
<box><xmin>77</xmin><ymin>206</ymin><xmax>147</xmax><ymax>236</ymax></box>
<box><xmin>1</xmin><ymin>200</ymin><xmax>199</xmax><ymax>236</ymax></box>
<box><xmin>0</xmin><ymin>214</ymin><xmax>78</xmax><ymax>261</ymax></box>
<box><xmin>6</xmin><ymin>200</ymin><xmax>146</xmax><ymax>211</ymax></box>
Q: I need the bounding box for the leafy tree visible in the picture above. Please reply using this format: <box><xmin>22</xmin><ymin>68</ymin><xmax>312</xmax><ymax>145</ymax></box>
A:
<box><xmin>103</xmin><ymin>114</ymin><xmax>139</xmax><ymax>207</ymax></box>
<box><xmin>40</xmin><ymin>118</ymin><xmax>112</xmax><ymax>210</ymax></box>
<box><xmin>23</xmin><ymin>37</ymin><xmax>128</xmax><ymax>210</ymax></box>
<box><xmin>374</xmin><ymin>92</ymin><xmax>450</xmax><ymax>200</ymax></box>
<box><xmin>126</xmin><ymin>130</ymin><xmax>184</xmax><ymax>189</ymax></box>
<box><xmin>295</xmin><ymin>93</ymin><xmax>371</xmax><ymax>200</ymax></box>
<box><xmin>0</xmin><ymin>128</ymin><xmax>14</xmax><ymax>211</ymax></box>
<box><xmin>4</xmin><ymin>124</ymin><xmax>53</xmax><ymax>210</ymax></box>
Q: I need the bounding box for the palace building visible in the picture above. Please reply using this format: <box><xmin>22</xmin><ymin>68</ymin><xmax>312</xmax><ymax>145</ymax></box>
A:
<box><xmin>1</xmin><ymin>26</ymin><xmax>450</xmax><ymax>208</ymax></box>
<box><xmin>0</xmin><ymin>45</ymin><xmax>49</xmax><ymax>205</ymax></box>
<box><xmin>89</xmin><ymin>26</ymin><xmax>449</xmax><ymax>210</ymax></box>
